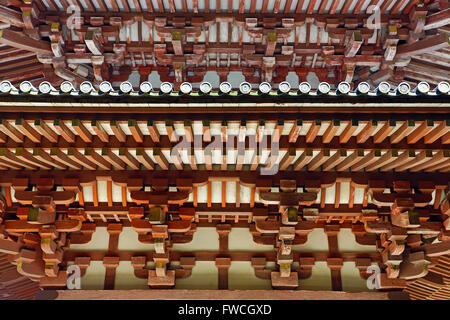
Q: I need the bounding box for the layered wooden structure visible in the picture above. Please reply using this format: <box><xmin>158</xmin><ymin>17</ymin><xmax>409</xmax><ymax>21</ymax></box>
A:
<box><xmin>0</xmin><ymin>80</ymin><xmax>448</xmax><ymax>299</ymax></box>
<box><xmin>0</xmin><ymin>0</ymin><xmax>449</xmax><ymax>89</ymax></box>
<box><xmin>0</xmin><ymin>0</ymin><xmax>449</xmax><ymax>300</ymax></box>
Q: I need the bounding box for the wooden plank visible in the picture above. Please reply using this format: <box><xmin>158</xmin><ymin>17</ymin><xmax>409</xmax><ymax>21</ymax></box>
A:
<box><xmin>34</xmin><ymin>119</ymin><xmax>58</xmax><ymax>143</ymax></box>
<box><xmin>0</xmin><ymin>119</ymin><xmax>23</xmax><ymax>143</ymax></box>
<box><xmin>110</xmin><ymin>120</ymin><xmax>126</xmax><ymax>143</ymax></box>
<box><xmin>54</xmin><ymin>120</ymin><xmax>75</xmax><ymax>143</ymax></box>
<box><xmin>308</xmin><ymin>149</ymin><xmax>330</xmax><ymax>171</ymax></box>
<box><xmin>91</xmin><ymin>120</ymin><xmax>109</xmax><ymax>143</ymax></box>
<box><xmin>356</xmin><ymin>120</ymin><xmax>377</xmax><ymax>144</ymax></box>
<box><xmin>15</xmin><ymin>119</ymin><xmax>40</xmax><ymax>143</ymax></box>
<box><xmin>128</xmin><ymin>120</ymin><xmax>143</xmax><ymax>143</ymax></box>
<box><xmin>390</xmin><ymin>120</ymin><xmax>415</xmax><ymax>144</ymax></box>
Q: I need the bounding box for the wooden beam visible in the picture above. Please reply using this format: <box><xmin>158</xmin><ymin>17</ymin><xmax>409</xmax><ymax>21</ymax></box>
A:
<box><xmin>84</xmin><ymin>148</ymin><xmax>111</xmax><ymax>170</ymax></box>
<box><xmin>102</xmin><ymin>147</ymin><xmax>126</xmax><ymax>170</ymax></box>
<box><xmin>322</xmin><ymin>120</ymin><xmax>340</xmax><ymax>143</ymax></box>
<box><xmin>128</xmin><ymin>120</ymin><xmax>143</xmax><ymax>143</ymax></box>
<box><xmin>34</xmin><ymin>119</ymin><xmax>58</xmax><ymax>143</ymax></box>
<box><xmin>279</xmin><ymin>147</ymin><xmax>296</xmax><ymax>170</ymax></box>
<box><xmin>356</xmin><ymin>120</ymin><xmax>377</xmax><ymax>144</ymax></box>
<box><xmin>293</xmin><ymin>149</ymin><xmax>313</xmax><ymax>170</ymax></box>
<box><xmin>351</xmin><ymin>150</ymin><xmax>381</xmax><ymax>171</ymax></box>
<box><xmin>153</xmin><ymin>148</ymin><xmax>169</xmax><ymax>170</ymax></box>
<box><xmin>110</xmin><ymin>120</ymin><xmax>126</xmax><ymax>143</ymax></box>
<box><xmin>407</xmin><ymin>120</ymin><xmax>434</xmax><ymax>144</ymax></box>
<box><xmin>390</xmin><ymin>120</ymin><xmax>415</xmax><ymax>144</ymax></box>
<box><xmin>15</xmin><ymin>148</ymin><xmax>52</xmax><ymax>170</ymax></box>
<box><xmin>0</xmin><ymin>29</ymin><xmax>52</xmax><ymax>55</ymax></box>
<box><xmin>72</xmin><ymin>119</ymin><xmax>92</xmax><ymax>143</ymax></box>
<box><xmin>33</xmin><ymin>148</ymin><xmax>66</xmax><ymax>170</ymax></box>
<box><xmin>91</xmin><ymin>121</ymin><xmax>109</xmax><ymax>143</ymax></box>
<box><xmin>323</xmin><ymin>149</ymin><xmax>347</xmax><ymax>171</ymax></box>
<box><xmin>119</xmin><ymin>148</ymin><xmax>140</xmax><ymax>170</ymax></box>
<box><xmin>373</xmin><ymin>120</ymin><xmax>396</xmax><ymax>143</ymax></box>
<box><xmin>339</xmin><ymin>120</ymin><xmax>358</xmax><ymax>144</ymax></box>
<box><xmin>365</xmin><ymin>150</ymin><xmax>398</xmax><ymax>171</ymax></box>
<box><xmin>0</xmin><ymin>119</ymin><xmax>23</xmax><ymax>143</ymax></box>
<box><xmin>54</xmin><ymin>120</ymin><xmax>75</xmax><ymax>143</ymax></box>
<box><xmin>336</xmin><ymin>149</ymin><xmax>364</xmax><ymax>171</ymax></box>
<box><xmin>424</xmin><ymin>120</ymin><xmax>450</xmax><ymax>144</ymax></box>
<box><xmin>67</xmin><ymin>147</ymin><xmax>97</xmax><ymax>170</ymax></box>
<box><xmin>306</xmin><ymin>120</ymin><xmax>321</xmax><ymax>143</ymax></box>
<box><xmin>136</xmin><ymin>148</ymin><xmax>154</xmax><ymax>170</ymax></box>
<box><xmin>15</xmin><ymin>119</ymin><xmax>40</xmax><ymax>143</ymax></box>
<box><xmin>147</xmin><ymin>120</ymin><xmax>160</xmax><ymax>143</ymax></box>
<box><xmin>49</xmin><ymin>148</ymin><xmax>81</xmax><ymax>169</ymax></box>
<box><xmin>396</xmin><ymin>33</ymin><xmax>450</xmax><ymax>57</ymax></box>
<box><xmin>308</xmin><ymin>149</ymin><xmax>330</xmax><ymax>171</ymax></box>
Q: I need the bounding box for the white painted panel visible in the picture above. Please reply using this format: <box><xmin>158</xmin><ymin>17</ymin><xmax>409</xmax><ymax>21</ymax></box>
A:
<box><xmin>229</xmin><ymin>228</ymin><xmax>274</xmax><ymax>251</ymax></box>
<box><xmin>68</xmin><ymin>227</ymin><xmax>110</xmax><ymax>251</ymax></box>
<box><xmin>292</xmin><ymin>228</ymin><xmax>329</xmax><ymax>252</ymax></box>
<box><xmin>229</xmin><ymin>262</ymin><xmax>272</xmax><ymax>289</ymax></box>
<box><xmin>175</xmin><ymin>261</ymin><xmax>218</xmax><ymax>289</ymax></box>
<box><xmin>341</xmin><ymin>261</ymin><xmax>378</xmax><ymax>292</ymax></box>
<box><xmin>298</xmin><ymin>262</ymin><xmax>332</xmax><ymax>290</ymax></box>
<box><xmin>114</xmin><ymin>261</ymin><xmax>149</xmax><ymax>289</ymax></box>
<box><xmin>172</xmin><ymin>227</ymin><xmax>219</xmax><ymax>251</ymax></box>
<box><xmin>197</xmin><ymin>184</ymin><xmax>208</xmax><ymax>203</ymax></box>
<box><xmin>118</xmin><ymin>227</ymin><xmax>155</xmax><ymax>251</ymax></box>
<box><xmin>211</xmin><ymin>181</ymin><xmax>222</xmax><ymax>203</ymax></box>
<box><xmin>67</xmin><ymin>261</ymin><xmax>106</xmax><ymax>290</ymax></box>
<box><xmin>338</xmin><ymin>229</ymin><xmax>377</xmax><ymax>253</ymax></box>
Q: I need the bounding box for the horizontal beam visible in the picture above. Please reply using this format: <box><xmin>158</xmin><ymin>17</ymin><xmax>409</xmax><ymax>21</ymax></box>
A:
<box><xmin>36</xmin><ymin>289</ymin><xmax>401</xmax><ymax>300</ymax></box>
<box><xmin>0</xmin><ymin>170</ymin><xmax>448</xmax><ymax>188</ymax></box>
